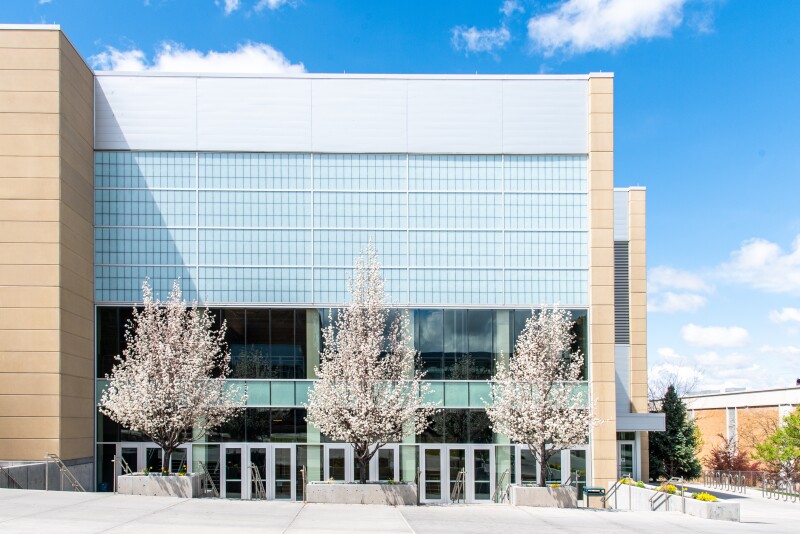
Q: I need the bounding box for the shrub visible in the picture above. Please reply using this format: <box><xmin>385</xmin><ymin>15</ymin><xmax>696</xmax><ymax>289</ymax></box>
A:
<box><xmin>692</xmin><ymin>492</ymin><xmax>718</xmax><ymax>502</ymax></box>
<box><xmin>661</xmin><ymin>484</ymin><xmax>678</xmax><ymax>494</ymax></box>
<box><xmin>636</xmin><ymin>481</ymin><xmax>645</xmax><ymax>488</ymax></box>
<box><xmin>549</xmin><ymin>483</ymin><xmax>561</xmax><ymax>488</ymax></box>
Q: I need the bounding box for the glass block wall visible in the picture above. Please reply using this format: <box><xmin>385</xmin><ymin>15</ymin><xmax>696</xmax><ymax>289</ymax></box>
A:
<box><xmin>94</xmin><ymin>152</ymin><xmax>588</xmax><ymax>305</ymax></box>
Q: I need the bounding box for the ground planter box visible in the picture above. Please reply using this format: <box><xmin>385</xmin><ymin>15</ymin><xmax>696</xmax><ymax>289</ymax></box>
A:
<box><xmin>306</xmin><ymin>482</ymin><xmax>417</xmax><ymax>505</ymax></box>
<box><xmin>117</xmin><ymin>473</ymin><xmax>202</xmax><ymax>498</ymax></box>
<box><xmin>606</xmin><ymin>482</ymin><xmax>740</xmax><ymax>522</ymax></box>
<box><xmin>510</xmin><ymin>485</ymin><xmax>577</xmax><ymax>508</ymax></box>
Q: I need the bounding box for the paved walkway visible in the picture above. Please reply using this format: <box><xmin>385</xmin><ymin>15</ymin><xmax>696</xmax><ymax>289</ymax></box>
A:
<box><xmin>0</xmin><ymin>488</ymin><xmax>799</xmax><ymax>533</ymax></box>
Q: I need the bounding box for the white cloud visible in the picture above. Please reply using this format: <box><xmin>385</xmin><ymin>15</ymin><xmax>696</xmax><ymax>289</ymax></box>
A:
<box><xmin>451</xmin><ymin>25</ymin><xmax>511</xmax><ymax>55</ymax></box>
<box><xmin>681</xmin><ymin>324</ymin><xmax>749</xmax><ymax>348</ymax></box>
<box><xmin>648</xmin><ymin>265</ymin><xmax>711</xmax><ymax>313</ymax></box>
<box><xmin>719</xmin><ymin>235</ymin><xmax>800</xmax><ymax>295</ymax></box>
<box><xmin>649</xmin><ymin>266</ymin><xmax>711</xmax><ymax>293</ymax></box>
<box><xmin>527</xmin><ymin>0</ymin><xmax>689</xmax><ymax>55</ymax></box>
<box><xmin>255</xmin><ymin>0</ymin><xmax>294</xmax><ymax>11</ymax></box>
<box><xmin>760</xmin><ymin>344</ymin><xmax>800</xmax><ymax>355</ymax></box>
<box><xmin>90</xmin><ymin>41</ymin><xmax>305</xmax><ymax>74</ymax></box>
<box><xmin>648</xmin><ymin>292</ymin><xmax>707</xmax><ymax>313</ymax></box>
<box><xmin>500</xmin><ymin>0</ymin><xmax>524</xmax><ymax>17</ymax></box>
<box><xmin>650</xmin><ymin>347</ymin><xmax>773</xmax><ymax>393</ymax></box>
<box><xmin>770</xmin><ymin>307</ymin><xmax>800</xmax><ymax>323</ymax></box>
<box><xmin>216</xmin><ymin>0</ymin><xmax>241</xmax><ymax>15</ymax></box>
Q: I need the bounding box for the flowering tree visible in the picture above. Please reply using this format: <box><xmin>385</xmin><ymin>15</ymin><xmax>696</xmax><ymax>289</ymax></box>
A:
<box><xmin>485</xmin><ymin>307</ymin><xmax>598</xmax><ymax>486</ymax></box>
<box><xmin>100</xmin><ymin>279</ymin><xmax>246</xmax><ymax>473</ymax></box>
<box><xmin>306</xmin><ymin>244</ymin><xmax>437</xmax><ymax>484</ymax></box>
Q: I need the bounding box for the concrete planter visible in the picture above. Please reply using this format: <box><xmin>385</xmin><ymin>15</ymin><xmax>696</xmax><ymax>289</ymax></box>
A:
<box><xmin>510</xmin><ymin>485</ymin><xmax>577</xmax><ymax>508</ymax></box>
<box><xmin>117</xmin><ymin>473</ymin><xmax>202</xmax><ymax>498</ymax></box>
<box><xmin>607</xmin><ymin>482</ymin><xmax>740</xmax><ymax>522</ymax></box>
<box><xmin>306</xmin><ymin>482</ymin><xmax>417</xmax><ymax>505</ymax></box>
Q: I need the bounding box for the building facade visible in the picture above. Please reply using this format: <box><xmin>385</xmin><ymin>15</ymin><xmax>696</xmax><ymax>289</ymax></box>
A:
<box><xmin>685</xmin><ymin>387</ymin><xmax>800</xmax><ymax>468</ymax></box>
<box><xmin>0</xmin><ymin>25</ymin><xmax>662</xmax><ymax>498</ymax></box>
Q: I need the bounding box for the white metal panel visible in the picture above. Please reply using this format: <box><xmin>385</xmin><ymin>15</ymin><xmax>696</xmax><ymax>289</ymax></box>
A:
<box><xmin>615</xmin><ymin>344</ymin><xmax>631</xmax><ymax>415</ymax></box>
<box><xmin>197</xmin><ymin>78</ymin><xmax>311</xmax><ymax>152</ymax></box>
<box><xmin>94</xmin><ymin>76</ymin><xmax>197</xmax><ymax>150</ymax></box>
<box><xmin>502</xmin><ymin>80</ymin><xmax>587</xmax><ymax>154</ymax></box>
<box><xmin>311</xmin><ymin>79</ymin><xmax>407</xmax><ymax>153</ymax></box>
<box><xmin>407</xmin><ymin>80</ymin><xmax>503</xmax><ymax>154</ymax></box>
<box><xmin>614</xmin><ymin>190</ymin><xmax>629</xmax><ymax>241</ymax></box>
<box><xmin>617</xmin><ymin>413</ymin><xmax>666</xmax><ymax>432</ymax></box>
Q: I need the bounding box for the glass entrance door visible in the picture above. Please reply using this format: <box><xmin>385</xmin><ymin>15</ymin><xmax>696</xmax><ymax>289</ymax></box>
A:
<box><xmin>447</xmin><ymin>448</ymin><xmax>466</xmax><ymax>502</ymax></box>
<box><xmin>249</xmin><ymin>447</ymin><xmax>267</xmax><ymax>500</ymax></box>
<box><xmin>618</xmin><ymin>441</ymin><xmax>635</xmax><ymax>479</ymax></box>
<box><xmin>273</xmin><ymin>446</ymin><xmax>295</xmax><ymax>500</ymax></box>
<box><xmin>223</xmin><ymin>447</ymin><xmax>243</xmax><ymax>499</ymax></box>
<box><xmin>145</xmin><ymin>447</ymin><xmax>162</xmax><ymax>474</ymax></box>
<box><xmin>420</xmin><ymin>447</ymin><xmax>443</xmax><ymax>503</ymax></box>
<box><xmin>470</xmin><ymin>447</ymin><xmax>493</xmax><ymax>502</ymax></box>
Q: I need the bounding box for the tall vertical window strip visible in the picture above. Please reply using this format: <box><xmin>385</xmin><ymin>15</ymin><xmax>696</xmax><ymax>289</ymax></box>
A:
<box><xmin>94</xmin><ymin>153</ymin><xmax>589</xmax><ymax>305</ymax></box>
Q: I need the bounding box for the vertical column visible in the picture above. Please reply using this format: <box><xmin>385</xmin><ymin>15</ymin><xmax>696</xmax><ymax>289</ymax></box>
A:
<box><xmin>587</xmin><ymin>73</ymin><xmax>617</xmax><ymax>489</ymax></box>
<box><xmin>57</xmin><ymin>31</ymin><xmax>95</xmax><ymax>465</ymax></box>
<box><xmin>0</xmin><ymin>28</ymin><xmax>63</xmax><ymax>462</ymax></box>
<box><xmin>628</xmin><ymin>189</ymin><xmax>648</xmax><ymax>478</ymax></box>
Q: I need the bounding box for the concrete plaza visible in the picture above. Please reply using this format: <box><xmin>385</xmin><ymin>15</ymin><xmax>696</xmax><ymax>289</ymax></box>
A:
<box><xmin>0</xmin><ymin>487</ymin><xmax>798</xmax><ymax>533</ymax></box>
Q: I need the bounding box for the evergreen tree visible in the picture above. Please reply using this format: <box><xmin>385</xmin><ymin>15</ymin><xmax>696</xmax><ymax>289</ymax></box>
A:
<box><xmin>649</xmin><ymin>385</ymin><xmax>702</xmax><ymax>480</ymax></box>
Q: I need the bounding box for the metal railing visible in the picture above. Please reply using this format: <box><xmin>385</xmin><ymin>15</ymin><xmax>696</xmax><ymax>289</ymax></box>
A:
<box><xmin>451</xmin><ymin>468</ymin><xmax>465</xmax><ymax>504</ymax></box>
<box><xmin>45</xmin><ymin>454</ymin><xmax>85</xmax><ymax>492</ymax></box>
<box><xmin>198</xmin><ymin>461</ymin><xmax>219</xmax><ymax>498</ymax></box>
<box><xmin>492</xmin><ymin>469</ymin><xmax>510</xmax><ymax>503</ymax></box>
<box><xmin>0</xmin><ymin>465</ymin><xmax>23</xmax><ymax>489</ymax></box>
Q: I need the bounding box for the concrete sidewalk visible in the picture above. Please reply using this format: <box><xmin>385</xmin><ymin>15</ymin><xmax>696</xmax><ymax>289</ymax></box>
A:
<box><xmin>0</xmin><ymin>488</ymin><xmax>798</xmax><ymax>533</ymax></box>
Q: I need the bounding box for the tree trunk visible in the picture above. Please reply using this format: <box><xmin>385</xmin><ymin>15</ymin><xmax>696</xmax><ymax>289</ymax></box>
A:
<box><xmin>359</xmin><ymin>456</ymin><xmax>369</xmax><ymax>484</ymax></box>
<box><xmin>163</xmin><ymin>447</ymin><xmax>173</xmax><ymax>474</ymax></box>
<box><xmin>539</xmin><ymin>444</ymin><xmax>548</xmax><ymax>487</ymax></box>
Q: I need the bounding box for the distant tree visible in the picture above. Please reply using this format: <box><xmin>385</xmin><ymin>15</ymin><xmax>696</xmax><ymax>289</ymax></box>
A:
<box><xmin>100</xmin><ymin>279</ymin><xmax>246</xmax><ymax>472</ymax></box>
<box><xmin>754</xmin><ymin>407</ymin><xmax>800</xmax><ymax>479</ymax></box>
<box><xmin>485</xmin><ymin>307</ymin><xmax>600</xmax><ymax>487</ymax></box>
<box><xmin>705</xmin><ymin>433</ymin><xmax>757</xmax><ymax>472</ymax></box>
<box><xmin>305</xmin><ymin>244</ymin><xmax>437</xmax><ymax>484</ymax></box>
<box><xmin>649</xmin><ymin>385</ymin><xmax>703</xmax><ymax>480</ymax></box>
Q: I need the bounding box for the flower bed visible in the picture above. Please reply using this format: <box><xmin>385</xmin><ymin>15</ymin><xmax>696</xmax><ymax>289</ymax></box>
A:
<box><xmin>607</xmin><ymin>480</ymin><xmax>739</xmax><ymax>522</ymax></box>
<box><xmin>509</xmin><ymin>485</ymin><xmax>578</xmax><ymax>508</ymax></box>
<box><xmin>117</xmin><ymin>473</ymin><xmax>203</xmax><ymax>498</ymax></box>
<box><xmin>305</xmin><ymin>482</ymin><xmax>417</xmax><ymax>505</ymax></box>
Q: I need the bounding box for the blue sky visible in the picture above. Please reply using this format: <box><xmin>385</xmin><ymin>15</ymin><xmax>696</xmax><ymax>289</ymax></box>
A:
<box><xmin>8</xmin><ymin>0</ymin><xmax>800</xmax><ymax>391</ymax></box>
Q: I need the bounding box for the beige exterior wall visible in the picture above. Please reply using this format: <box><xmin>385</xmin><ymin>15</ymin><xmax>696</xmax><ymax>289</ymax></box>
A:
<box><xmin>0</xmin><ymin>28</ymin><xmax>94</xmax><ymax>462</ymax></box>
<box><xmin>588</xmin><ymin>74</ymin><xmax>617</xmax><ymax>487</ymax></box>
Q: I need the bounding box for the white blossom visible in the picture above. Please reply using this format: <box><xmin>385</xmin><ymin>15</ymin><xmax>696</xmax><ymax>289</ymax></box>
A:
<box><xmin>305</xmin><ymin>244</ymin><xmax>437</xmax><ymax>483</ymax></box>
<box><xmin>485</xmin><ymin>306</ymin><xmax>600</xmax><ymax>486</ymax></box>
<box><xmin>99</xmin><ymin>279</ymin><xmax>246</xmax><ymax>472</ymax></box>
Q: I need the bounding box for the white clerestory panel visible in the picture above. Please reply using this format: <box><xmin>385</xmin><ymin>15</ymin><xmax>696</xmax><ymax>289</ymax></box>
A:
<box><xmin>94</xmin><ymin>74</ymin><xmax>591</xmax><ymax>154</ymax></box>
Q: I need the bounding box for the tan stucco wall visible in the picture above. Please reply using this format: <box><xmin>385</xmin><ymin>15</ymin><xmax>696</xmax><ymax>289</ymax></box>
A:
<box><xmin>0</xmin><ymin>28</ymin><xmax>94</xmax><ymax>461</ymax></box>
<box><xmin>588</xmin><ymin>74</ymin><xmax>617</xmax><ymax>487</ymax></box>
<box><xmin>628</xmin><ymin>190</ymin><xmax>647</xmax><ymax>415</ymax></box>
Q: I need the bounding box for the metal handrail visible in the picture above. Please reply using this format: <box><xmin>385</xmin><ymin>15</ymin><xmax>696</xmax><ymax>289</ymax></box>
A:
<box><xmin>45</xmin><ymin>454</ymin><xmax>85</xmax><ymax>492</ymax></box>
<box><xmin>198</xmin><ymin>461</ymin><xmax>219</xmax><ymax>498</ymax></box>
<box><xmin>0</xmin><ymin>465</ymin><xmax>22</xmax><ymax>489</ymax></box>
<box><xmin>603</xmin><ymin>479</ymin><xmax>622</xmax><ymax>508</ymax></box>
<box><xmin>451</xmin><ymin>468</ymin><xmax>465</xmax><ymax>504</ymax></box>
<box><xmin>492</xmin><ymin>469</ymin><xmax>509</xmax><ymax>503</ymax></box>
